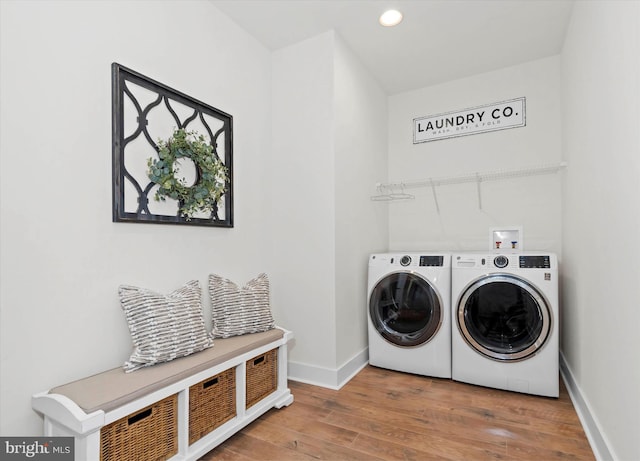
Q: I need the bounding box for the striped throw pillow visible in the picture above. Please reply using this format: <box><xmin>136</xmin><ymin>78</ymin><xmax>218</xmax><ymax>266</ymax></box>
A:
<box><xmin>208</xmin><ymin>273</ymin><xmax>275</xmax><ymax>338</ymax></box>
<box><xmin>119</xmin><ymin>280</ymin><xmax>213</xmax><ymax>372</ymax></box>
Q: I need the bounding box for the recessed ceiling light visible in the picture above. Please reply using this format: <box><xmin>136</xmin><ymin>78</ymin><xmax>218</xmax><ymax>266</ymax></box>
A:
<box><xmin>379</xmin><ymin>9</ymin><xmax>403</xmax><ymax>27</ymax></box>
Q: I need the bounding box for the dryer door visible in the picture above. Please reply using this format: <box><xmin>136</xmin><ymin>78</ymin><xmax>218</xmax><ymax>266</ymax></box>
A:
<box><xmin>369</xmin><ymin>272</ymin><xmax>443</xmax><ymax>347</ymax></box>
<box><xmin>457</xmin><ymin>274</ymin><xmax>552</xmax><ymax>361</ymax></box>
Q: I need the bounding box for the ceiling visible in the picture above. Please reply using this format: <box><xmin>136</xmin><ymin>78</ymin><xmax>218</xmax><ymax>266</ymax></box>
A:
<box><xmin>210</xmin><ymin>0</ymin><xmax>575</xmax><ymax>95</ymax></box>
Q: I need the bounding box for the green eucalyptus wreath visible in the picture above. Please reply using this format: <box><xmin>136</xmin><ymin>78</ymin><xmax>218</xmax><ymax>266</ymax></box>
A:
<box><xmin>147</xmin><ymin>128</ymin><xmax>228</xmax><ymax>219</ymax></box>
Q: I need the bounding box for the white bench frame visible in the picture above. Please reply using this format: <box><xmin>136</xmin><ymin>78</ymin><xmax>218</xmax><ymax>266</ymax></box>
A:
<box><xmin>32</xmin><ymin>329</ymin><xmax>294</xmax><ymax>461</ymax></box>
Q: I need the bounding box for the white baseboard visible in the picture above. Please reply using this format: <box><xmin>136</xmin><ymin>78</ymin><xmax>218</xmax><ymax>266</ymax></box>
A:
<box><xmin>559</xmin><ymin>351</ymin><xmax>614</xmax><ymax>461</ymax></box>
<box><xmin>288</xmin><ymin>347</ymin><xmax>369</xmax><ymax>390</ymax></box>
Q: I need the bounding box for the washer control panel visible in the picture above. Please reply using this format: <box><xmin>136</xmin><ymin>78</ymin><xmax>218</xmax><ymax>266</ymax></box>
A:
<box><xmin>453</xmin><ymin>253</ymin><xmax>555</xmax><ymax>270</ymax></box>
<box><xmin>493</xmin><ymin>255</ymin><xmax>509</xmax><ymax>268</ymax></box>
<box><xmin>519</xmin><ymin>255</ymin><xmax>551</xmax><ymax>268</ymax></box>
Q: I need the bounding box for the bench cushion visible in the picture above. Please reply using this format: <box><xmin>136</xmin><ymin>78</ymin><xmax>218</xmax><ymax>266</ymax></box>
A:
<box><xmin>49</xmin><ymin>329</ymin><xmax>284</xmax><ymax>414</ymax></box>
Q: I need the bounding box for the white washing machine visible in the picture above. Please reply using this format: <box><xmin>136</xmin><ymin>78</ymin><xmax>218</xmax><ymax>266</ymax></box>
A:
<box><xmin>367</xmin><ymin>253</ymin><xmax>451</xmax><ymax>378</ymax></box>
<box><xmin>451</xmin><ymin>252</ymin><xmax>559</xmax><ymax>397</ymax></box>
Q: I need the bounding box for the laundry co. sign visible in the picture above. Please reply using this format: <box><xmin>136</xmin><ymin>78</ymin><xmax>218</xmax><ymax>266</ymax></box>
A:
<box><xmin>413</xmin><ymin>97</ymin><xmax>526</xmax><ymax>143</ymax></box>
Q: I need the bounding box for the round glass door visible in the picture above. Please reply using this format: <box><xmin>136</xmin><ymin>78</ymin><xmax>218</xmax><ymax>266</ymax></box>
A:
<box><xmin>457</xmin><ymin>274</ymin><xmax>551</xmax><ymax>361</ymax></box>
<box><xmin>369</xmin><ymin>272</ymin><xmax>442</xmax><ymax>347</ymax></box>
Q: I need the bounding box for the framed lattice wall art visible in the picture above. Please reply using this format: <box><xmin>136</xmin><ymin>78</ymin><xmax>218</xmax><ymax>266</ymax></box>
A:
<box><xmin>112</xmin><ymin>63</ymin><xmax>233</xmax><ymax>227</ymax></box>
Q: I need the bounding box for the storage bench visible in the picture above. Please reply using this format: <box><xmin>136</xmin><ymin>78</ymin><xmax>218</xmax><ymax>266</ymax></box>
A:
<box><xmin>32</xmin><ymin>328</ymin><xmax>293</xmax><ymax>461</ymax></box>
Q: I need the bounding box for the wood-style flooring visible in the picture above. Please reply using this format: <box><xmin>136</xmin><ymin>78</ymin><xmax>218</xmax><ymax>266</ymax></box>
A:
<box><xmin>199</xmin><ymin>365</ymin><xmax>595</xmax><ymax>460</ymax></box>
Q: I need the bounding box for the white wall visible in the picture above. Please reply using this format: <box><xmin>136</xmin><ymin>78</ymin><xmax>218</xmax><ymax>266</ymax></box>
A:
<box><xmin>388</xmin><ymin>56</ymin><xmax>563</xmax><ymax>253</ymax></box>
<box><xmin>270</xmin><ymin>32</ymin><xmax>337</xmax><ymax>374</ymax></box>
<box><xmin>0</xmin><ymin>0</ymin><xmax>273</xmax><ymax>436</ymax></box>
<box><xmin>561</xmin><ymin>2</ymin><xmax>640</xmax><ymax>460</ymax></box>
<box><xmin>0</xmin><ymin>1</ymin><xmax>388</xmax><ymax>435</ymax></box>
<box><xmin>270</xmin><ymin>31</ymin><xmax>388</xmax><ymax>387</ymax></box>
<box><xmin>333</xmin><ymin>36</ymin><xmax>388</xmax><ymax>376</ymax></box>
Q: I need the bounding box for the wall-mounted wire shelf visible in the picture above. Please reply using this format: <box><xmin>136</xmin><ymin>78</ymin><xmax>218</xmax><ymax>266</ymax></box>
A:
<box><xmin>371</xmin><ymin>161</ymin><xmax>567</xmax><ymax>211</ymax></box>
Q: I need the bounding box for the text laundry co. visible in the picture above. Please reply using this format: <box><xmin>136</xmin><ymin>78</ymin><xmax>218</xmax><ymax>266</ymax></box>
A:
<box><xmin>413</xmin><ymin>97</ymin><xmax>526</xmax><ymax>143</ymax></box>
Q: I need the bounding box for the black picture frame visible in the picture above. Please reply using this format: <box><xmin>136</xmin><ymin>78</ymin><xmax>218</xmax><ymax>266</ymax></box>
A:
<box><xmin>111</xmin><ymin>63</ymin><xmax>233</xmax><ymax>227</ymax></box>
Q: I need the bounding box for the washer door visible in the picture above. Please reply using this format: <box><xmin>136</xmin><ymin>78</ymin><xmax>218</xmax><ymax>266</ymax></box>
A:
<box><xmin>369</xmin><ymin>272</ymin><xmax>443</xmax><ymax>347</ymax></box>
<box><xmin>457</xmin><ymin>274</ymin><xmax>551</xmax><ymax>361</ymax></box>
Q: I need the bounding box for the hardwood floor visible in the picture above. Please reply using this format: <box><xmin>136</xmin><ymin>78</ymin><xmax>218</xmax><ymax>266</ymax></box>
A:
<box><xmin>199</xmin><ymin>365</ymin><xmax>595</xmax><ymax>460</ymax></box>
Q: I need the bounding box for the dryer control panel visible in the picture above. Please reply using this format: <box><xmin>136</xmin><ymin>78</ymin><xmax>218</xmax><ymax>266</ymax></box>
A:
<box><xmin>399</xmin><ymin>255</ymin><xmax>444</xmax><ymax>266</ymax></box>
<box><xmin>420</xmin><ymin>256</ymin><xmax>444</xmax><ymax>267</ymax></box>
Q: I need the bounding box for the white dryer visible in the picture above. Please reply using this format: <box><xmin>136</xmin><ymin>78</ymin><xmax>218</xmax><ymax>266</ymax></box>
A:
<box><xmin>451</xmin><ymin>252</ymin><xmax>559</xmax><ymax>397</ymax></box>
<box><xmin>367</xmin><ymin>253</ymin><xmax>451</xmax><ymax>378</ymax></box>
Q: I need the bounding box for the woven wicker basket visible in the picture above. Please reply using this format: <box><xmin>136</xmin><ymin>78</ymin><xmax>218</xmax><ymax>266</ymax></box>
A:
<box><xmin>100</xmin><ymin>394</ymin><xmax>178</xmax><ymax>461</ymax></box>
<box><xmin>189</xmin><ymin>367</ymin><xmax>236</xmax><ymax>445</ymax></box>
<box><xmin>245</xmin><ymin>348</ymin><xmax>278</xmax><ymax>409</ymax></box>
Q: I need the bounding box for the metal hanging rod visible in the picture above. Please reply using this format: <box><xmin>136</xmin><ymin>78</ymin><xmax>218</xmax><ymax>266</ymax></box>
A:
<box><xmin>371</xmin><ymin>161</ymin><xmax>567</xmax><ymax>205</ymax></box>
